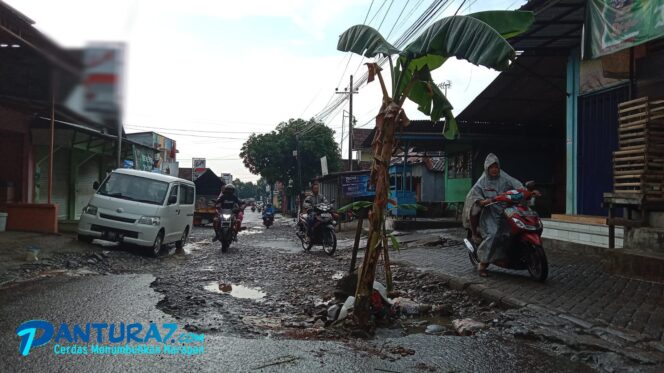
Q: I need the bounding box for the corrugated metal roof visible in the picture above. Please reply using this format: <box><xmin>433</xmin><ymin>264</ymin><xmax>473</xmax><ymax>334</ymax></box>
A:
<box><xmin>511</xmin><ymin>0</ymin><xmax>586</xmax><ymax>53</ymax></box>
<box><xmin>456</xmin><ymin>54</ymin><xmax>567</xmax><ymax>126</ymax></box>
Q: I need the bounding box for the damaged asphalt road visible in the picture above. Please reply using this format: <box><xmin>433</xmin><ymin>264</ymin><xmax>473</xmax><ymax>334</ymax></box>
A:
<box><xmin>0</xmin><ymin>211</ymin><xmax>659</xmax><ymax>372</ymax></box>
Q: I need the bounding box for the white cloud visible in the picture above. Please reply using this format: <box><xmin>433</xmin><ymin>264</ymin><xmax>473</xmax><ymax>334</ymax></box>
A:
<box><xmin>6</xmin><ymin>0</ymin><xmax>512</xmax><ymax>183</ymax></box>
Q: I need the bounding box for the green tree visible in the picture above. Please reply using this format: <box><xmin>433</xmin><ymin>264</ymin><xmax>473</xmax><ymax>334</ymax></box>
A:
<box><xmin>240</xmin><ymin>118</ymin><xmax>341</xmax><ymax>194</ymax></box>
<box><xmin>232</xmin><ymin>179</ymin><xmax>261</xmax><ymax>200</ymax></box>
<box><xmin>337</xmin><ymin>10</ymin><xmax>534</xmax><ymax>328</ymax></box>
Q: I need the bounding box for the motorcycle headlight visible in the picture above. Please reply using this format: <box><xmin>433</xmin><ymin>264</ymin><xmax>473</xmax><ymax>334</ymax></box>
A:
<box><xmin>83</xmin><ymin>204</ymin><xmax>97</xmax><ymax>216</ymax></box>
<box><xmin>512</xmin><ymin>217</ymin><xmax>538</xmax><ymax>231</ymax></box>
<box><xmin>512</xmin><ymin>217</ymin><xmax>527</xmax><ymax>229</ymax></box>
<box><xmin>137</xmin><ymin>216</ymin><xmax>161</xmax><ymax>226</ymax></box>
<box><xmin>222</xmin><ymin>213</ymin><xmax>232</xmax><ymax>219</ymax></box>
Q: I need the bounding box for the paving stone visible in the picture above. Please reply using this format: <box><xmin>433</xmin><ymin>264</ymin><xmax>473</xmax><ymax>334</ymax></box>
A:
<box><xmin>392</xmin><ymin>240</ymin><xmax>664</xmax><ymax>343</ymax></box>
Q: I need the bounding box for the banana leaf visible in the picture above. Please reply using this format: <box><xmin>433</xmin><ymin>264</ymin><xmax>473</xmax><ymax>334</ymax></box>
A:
<box><xmin>393</xmin><ymin>59</ymin><xmax>458</xmax><ymax>138</ymax></box>
<box><xmin>401</xmin><ymin>15</ymin><xmax>518</xmax><ymax>71</ymax></box>
<box><xmin>388</xmin><ymin>234</ymin><xmax>401</xmax><ymax>252</ymax></box>
<box><xmin>467</xmin><ymin>10</ymin><xmax>534</xmax><ymax>39</ymax></box>
<box><xmin>337</xmin><ymin>200</ymin><xmax>374</xmax><ymax>213</ymax></box>
<box><xmin>337</xmin><ymin>24</ymin><xmax>400</xmax><ymax>58</ymax></box>
<box><xmin>388</xmin><ymin>203</ymin><xmax>427</xmax><ymax>211</ymax></box>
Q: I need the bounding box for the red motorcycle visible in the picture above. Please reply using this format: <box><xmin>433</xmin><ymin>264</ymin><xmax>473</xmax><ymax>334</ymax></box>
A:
<box><xmin>464</xmin><ymin>182</ymin><xmax>548</xmax><ymax>282</ymax></box>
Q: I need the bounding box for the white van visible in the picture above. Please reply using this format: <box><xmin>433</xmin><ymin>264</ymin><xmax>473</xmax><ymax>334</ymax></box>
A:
<box><xmin>77</xmin><ymin>169</ymin><xmax>196</xmax><ymax>256</ymax></box>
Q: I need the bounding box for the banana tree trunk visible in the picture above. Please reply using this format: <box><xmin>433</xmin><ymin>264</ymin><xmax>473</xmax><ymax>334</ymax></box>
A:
<box><xmin>353</xmin><ymin>63</ymin><xmax>414</xmax><ymax>329</ymax></box>
<box><xmin>354</xmin><ymin>101</ymin><xmax>396</xmax><ymax>327</ymax></box>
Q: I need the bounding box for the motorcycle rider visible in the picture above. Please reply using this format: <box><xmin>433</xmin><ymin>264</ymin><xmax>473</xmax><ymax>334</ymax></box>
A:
<box><xmin>463</xmin><ymin>153</ymin><xmax>539</xmax><ymax>277</ymax></box>
<box><xmin>213</xmin><ymin>184</ymin><xmax>244</xmax><ymax>241</ymax></box>
<box><xmin>302</xmin><ymin>180</ymin><xmax>328</xmax><ymax>238</ymax></box>
<box><xmin>262</xmin><ymin>203</ymin><xmax>275</xmax><ymax>217</ymax></box>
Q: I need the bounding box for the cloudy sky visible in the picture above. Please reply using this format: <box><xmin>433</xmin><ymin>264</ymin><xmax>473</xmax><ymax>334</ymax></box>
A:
<box><xmin>8</xmin><ymin>0</ymin><xmax>525</xmax><ymax>182</ymax></box>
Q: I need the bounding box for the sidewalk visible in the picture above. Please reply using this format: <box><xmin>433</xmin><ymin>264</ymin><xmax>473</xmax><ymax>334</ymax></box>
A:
<box><xmin>390</xmin><ymin>229</ymin><xmax>664</xmax><ymax>342</ymax></box>
<box><xmin>0</xmin><ymin>231</ymin><xmax>94</xmax><ymax>285</ymax></box>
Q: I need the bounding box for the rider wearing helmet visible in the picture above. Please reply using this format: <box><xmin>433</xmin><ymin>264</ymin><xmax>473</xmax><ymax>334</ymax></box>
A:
<box><xmin>217</xmin><ymin>184</ymin><xmax>240</xmax><ymax>210</ymax></box>
<box><xmin>215</xmin><ymin>184</ymin><xmax>245</xmax><ymax>240</ymax></box>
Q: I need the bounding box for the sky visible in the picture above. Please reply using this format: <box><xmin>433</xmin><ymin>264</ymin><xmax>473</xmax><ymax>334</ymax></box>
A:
<box><xmin>8</xmin><ymin>0</ymin><xmax>526</xmax><ymax>182</ymax></box>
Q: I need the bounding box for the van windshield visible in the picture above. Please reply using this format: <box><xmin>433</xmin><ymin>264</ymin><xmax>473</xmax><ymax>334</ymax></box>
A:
<box><xmin>97</xmin><ymin>173</ymin><xmax>169</xmax><ymax>205</ymax></box>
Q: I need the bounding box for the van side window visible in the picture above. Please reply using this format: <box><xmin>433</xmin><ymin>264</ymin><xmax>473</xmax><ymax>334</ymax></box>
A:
<box><xmin>168</xmin><ymin>185</ymin><xmax>179</xmax><ymax>205</ymax></box>
<box><xmin>180</xmin><ymin>185</ymin><xmax>195</xmax><ymax>205</ymax></box>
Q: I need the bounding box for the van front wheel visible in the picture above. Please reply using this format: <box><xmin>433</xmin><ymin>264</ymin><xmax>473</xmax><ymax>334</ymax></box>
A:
<box><xmin>150</xmin><ymin>231</ymin><xmax>164</xmax><ymax>257</ymax></box>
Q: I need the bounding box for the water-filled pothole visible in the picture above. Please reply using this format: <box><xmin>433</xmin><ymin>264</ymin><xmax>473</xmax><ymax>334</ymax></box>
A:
<box><xmin>401</xmin><ymin>315</ymin><xmax>453</xmax><ymax>335</ymax></box>
<box><xmin>204</xmin><ymin>281</ymin><xmax>266</xmax><ymax>300</ymax></box>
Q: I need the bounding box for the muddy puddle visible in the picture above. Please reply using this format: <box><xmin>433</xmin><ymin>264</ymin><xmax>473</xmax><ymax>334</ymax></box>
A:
<box><xmin>176</xmin><ymin>240</ymin><xmax>213</xmax><ymax>255</ymax></box>
<box><xmin>238</xmin><ymin>227</ymin><xmax>264</xmax><ymax>236</ymax></box>
<box><xmin>253</xmin><ymin>239</ymin><xmax>301</xmax><ymax>252</ymax></box>
<box><xmin>400</xmin><ymin>314</ymin><xmax>453</xmax><ymax>335</ymax></box>
<box><xmin>204</xmin><ymin>281</ymin><xmax>266</xmax><ymax>300</ymax></box>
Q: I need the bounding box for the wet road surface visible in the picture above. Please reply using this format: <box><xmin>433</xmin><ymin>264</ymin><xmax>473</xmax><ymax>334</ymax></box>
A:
<box><xmin>0</xmin><ymin>210</ymin><xmax>625</xmax><ymax>371</ymax></box>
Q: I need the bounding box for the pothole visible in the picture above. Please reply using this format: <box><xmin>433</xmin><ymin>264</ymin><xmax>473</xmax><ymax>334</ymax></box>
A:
<box><xmin>204</xmin><ymin>281</ymin><xmax>266</xmax><ymax>300</ymax></box>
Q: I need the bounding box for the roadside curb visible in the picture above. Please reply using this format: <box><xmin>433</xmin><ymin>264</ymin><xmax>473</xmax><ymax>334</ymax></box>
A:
<box><xmin>410</xmin><ymin>263</ymin><xmax>658</xmax><ymax>354</ymax></box>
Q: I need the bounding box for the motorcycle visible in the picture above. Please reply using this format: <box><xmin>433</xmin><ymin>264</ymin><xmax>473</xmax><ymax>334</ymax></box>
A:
<box><xmin>296</xmin><ymin>201</ymin><xmax>338</xmax><ymax>256</ymax></box>
<box><xmin>213</xmin><ymin>206</ymin><xmax>237</xmax><ymax>253</ymax></box>
<box><xmin>262</xmin><ymin>210</ymin><xmax>274</xmax><ymax>228</ymax></box>
<box><xmin>463</xmin><ymin>182</ymin><xmax>549</xmax><ymax>282</ymax></box>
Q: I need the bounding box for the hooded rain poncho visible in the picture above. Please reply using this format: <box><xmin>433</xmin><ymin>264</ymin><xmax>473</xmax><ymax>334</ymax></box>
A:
<box><xmin>462</xmin><ymin>153</ymin><xmax>523</xmax><ymax>263</ymax></box>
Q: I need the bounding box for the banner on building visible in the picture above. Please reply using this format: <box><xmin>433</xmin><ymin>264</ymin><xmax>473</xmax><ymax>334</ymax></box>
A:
<box><xmin>586</xmin><ymin>0</ymin><xmax>664</xmax><ymax>59</ymax></box>
<box><xmin>83</xmin><ymin>43</ymin><xmax>125</xmax><ymax>119</ymax></box>
<box><xmin>192</xmin><ymin>158</ymin><xmax>206</xmax><ymax>180</ymax></box>
<box><xmin>342</xmin><ymin>174</ymin><xmax>375</xmax><ymax>197</ymax></box>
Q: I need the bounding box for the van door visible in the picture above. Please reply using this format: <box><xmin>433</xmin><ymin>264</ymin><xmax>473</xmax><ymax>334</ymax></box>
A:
<box><xmin>179</xmin><ymin>184</ymin><xmax>195</xmax><ymax>234</ymax></box>
<box><xmin>164</xmin><ymin>183</ymin><xmax>180</xmax><ymax>243</ymax></box>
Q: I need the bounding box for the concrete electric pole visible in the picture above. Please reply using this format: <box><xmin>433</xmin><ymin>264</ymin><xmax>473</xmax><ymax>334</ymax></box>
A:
<box><xmin>336</xmin><ymin>75</ymin><xmax>359</xmax><ymax>171</ymax></box>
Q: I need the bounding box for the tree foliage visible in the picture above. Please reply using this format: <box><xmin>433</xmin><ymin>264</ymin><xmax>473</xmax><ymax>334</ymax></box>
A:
<box><xmin>240</xmin><ymin>118</ymin><xmax>341</xmax><ymax>193</ymax></box>
<box><xmin>231</xmin><ymin>179</ymin><xmax>259</xmax><ymax>200</ymax></box>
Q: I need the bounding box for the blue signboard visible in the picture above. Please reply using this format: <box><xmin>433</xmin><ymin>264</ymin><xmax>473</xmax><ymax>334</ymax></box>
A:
<box><xmin>342</xmin><ymin>174</ymin><xmax>375</xmax><ymax>197</ymax></box>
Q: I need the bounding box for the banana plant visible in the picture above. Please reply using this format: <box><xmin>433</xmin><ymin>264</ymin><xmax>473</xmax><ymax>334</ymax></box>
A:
<box><xmin>337</xmin><ymin>10</ymin><xmax>533</xmax><ymax>328</ymax></box>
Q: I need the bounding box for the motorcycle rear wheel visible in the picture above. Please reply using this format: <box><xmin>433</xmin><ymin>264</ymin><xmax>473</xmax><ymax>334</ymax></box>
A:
<box><xmin>323</xmin><ymin>229</ymin><xmax>337</xmax><ymax>256</ymax></box>
<box><xmin>527</xmin><ymin>244</ymin><xmax>548</xmax><ymax>282</ymax></box>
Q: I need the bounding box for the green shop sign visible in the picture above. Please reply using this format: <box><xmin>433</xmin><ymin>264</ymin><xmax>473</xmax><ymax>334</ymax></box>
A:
<box><xmin>586</xmin><ymin>0</ymin><xmax>664</xmax><ymax>58</ymax></box>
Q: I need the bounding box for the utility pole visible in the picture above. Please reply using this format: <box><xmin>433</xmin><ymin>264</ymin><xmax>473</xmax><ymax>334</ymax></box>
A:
<box><xmin>438</xmin><ymin>80</ymin><xmax>452</xmax><ymax>97</ymax></box>
<box><xmin>336</xmin><ymin>75</ymin><xmax>358</xmax><ymax>171</ymax></box>
<box><xmin>295</xmin><ymin>134</ymin><xmax>302</xmax><ymax>213</ymax></box>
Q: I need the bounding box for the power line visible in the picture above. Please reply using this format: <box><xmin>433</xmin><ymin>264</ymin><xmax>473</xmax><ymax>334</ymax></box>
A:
<box><xmin>126</xmin><ymin>125</ymin><xmax>267</xmax><ymax>135</ymax></box>
<box><xmin>385</xmin><ymin>0</ymin><xmax>412</xmax><ymax>40</ymax></box>
<box><xmin>315</xmin><ymin>0</ymin><xmax>451</xmax><ymax>124</ymax></box>
<box><xmin>377</xmin><ymin>0</ymin><xmax>395</xmax><ymax>31</ymax></box>
<box><xmin>129</xmin><ymin>130</ymin><xmax>248</xmax><ymax>140</ymax></box>
<box><xmin>297</xmin><ymin>0</ymin><xmax>382</xmax><ymax>136</ymax></box>
<box><xmin>454</xmin><ymin>0</ymin><xmax>468</xmax><ymax>16</ymax></box>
